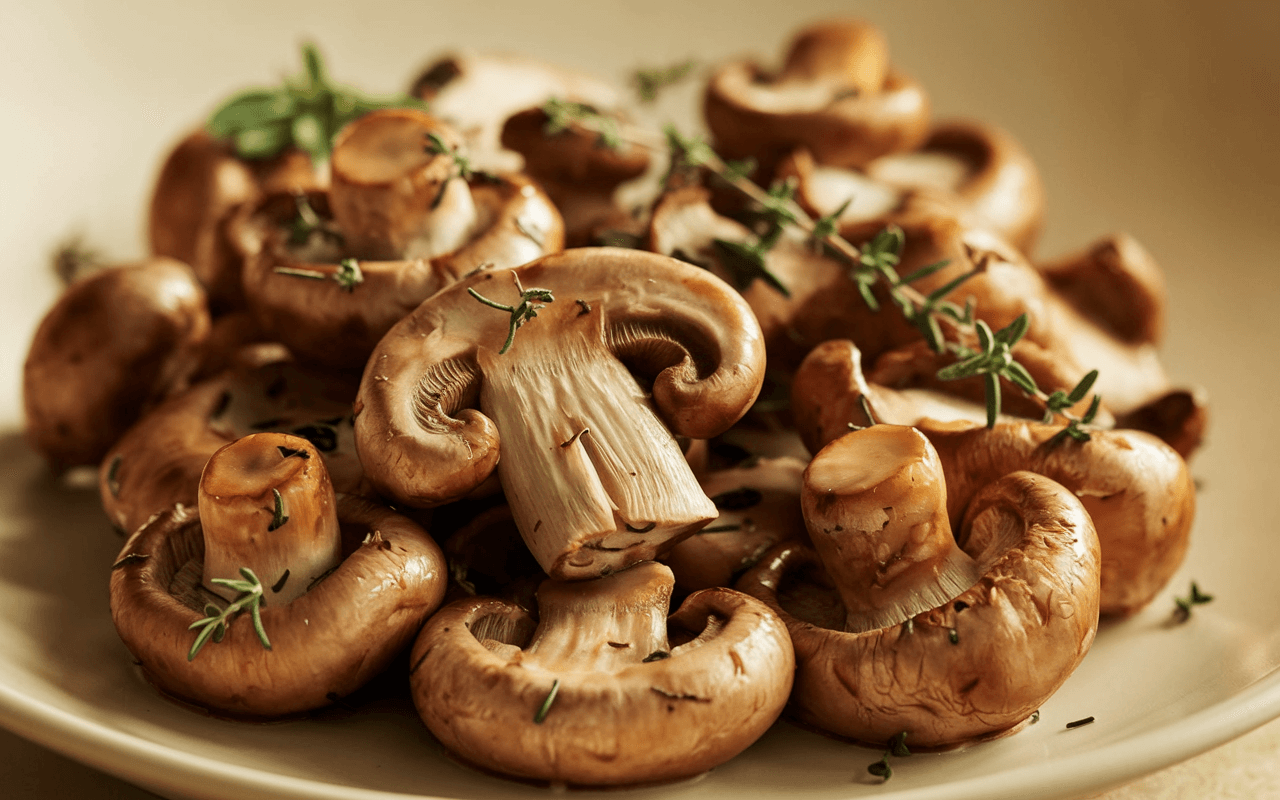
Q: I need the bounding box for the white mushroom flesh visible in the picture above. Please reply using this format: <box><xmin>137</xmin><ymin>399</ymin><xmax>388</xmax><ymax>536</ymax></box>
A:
<box><xmin>865</xmin><ymin>151</ymin><xmax>970</xmax><ymax>192</ymax></box>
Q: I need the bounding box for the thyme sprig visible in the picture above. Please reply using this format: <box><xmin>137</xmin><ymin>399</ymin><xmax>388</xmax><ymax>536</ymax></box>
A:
<box><xmin>1173</xmin><ymin>581</ymin><xmax>1214</xmax><ymax>621</ymax></box>
<box><xmin>188</xmin><ymin>567</ymin><xmax>271</xmax><ymax>661</ymax></box>
<box><xmin>537</xmin><ymin>103</ymin><xmax>1103</xmax><ymax>437</ymax></box>
<box><xmin>468</xmin><ymin>272</ymin><xmax>556</xmax><ymax>354</ymax></box>
<box><xmin>866</xmin><ymin>731</ymin><xmax>911</xmax><ymax>781</ymax></box>
<box><xmin>206</xmin><ymin>43</ymin><xmax>423</xmax><ymax>164</ymax></box>
<box><xmin>272</xmin><ymin>258</ymin><xmax>364</xmax><ymax>292</ymax></box>
<box><xmin>632</xmin><ymin>60</ymin><xmax>698</xmax><ymax>102</ymax></box>
<box><xmin>424</xmin><ymin>132</ymin><xmax>499</xmax><ymax>207</ymax></box>
<box><xmin>541</xmin><ymin>98</ymin><xmax>622</xmax><ymax>150</ymax></box>
<box><xmin>287</xmin><ymin>193</ymin><xmax>344</xmax><ymax>247</ymax></box>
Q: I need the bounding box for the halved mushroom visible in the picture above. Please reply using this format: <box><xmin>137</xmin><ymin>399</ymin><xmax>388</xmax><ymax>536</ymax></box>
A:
<box><xmin>410</xmin><ymin>51</ymin><xmax>622</xmax><ymax>173</ymax></box>
<box><xmin>409</xmin><ymin>561</ymin><xmax>793</xmax><ymax>786</ymax></box>
<box><xmin>24</xmin><ymin>257</ymin><xmax>211</xmax><ymax>473</ymax></box>
<box><xmin>662</xmin><ymin>455</ymin><xmax>808</xmax><ymax>593</ymax></box>
<box><xmin>738</xmin><ymin>425</ymin><xmax>1099</xmax><ymax>747</ymax></box>
<box><xmin>501</xmin><ymin>106</ymin><xmax>651</xmax><ymax>246</ymax></box>
<box><xmin>148</xmin><ymin>130</ymin><xmax>320</xmax><ymax>311</ymax></box>
<box><xmin>232</xmin><ymin>109</ymin><xmax>564</xmax><ymax>369</ymax></box>
<box><xmin>704</xmin><ymin>18</ymin><xmax>930</xmax><ymax>174</ymax></box>
<box><xmin>110</xmin><ymin>432</ymin><xmax>447</xmax><ymax>717</ymax></box>
<box><xmin>100</xmin><ymin>355</ymin><xmax>364</xmax><ymax>537</ymax></box>
<box><xmin>353</xmin><ymin>248</ymin><xmax>765</xmax><ymax>579</ymax></box>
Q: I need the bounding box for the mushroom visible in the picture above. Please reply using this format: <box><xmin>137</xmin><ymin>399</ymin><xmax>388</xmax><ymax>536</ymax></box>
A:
<box><xmin>109</xmin><ymin>432</ymin><xmax>447</xmax><ymax>717</ymax></box>
<box><xmin>409</xmin><ymin>51</ymin><xmax>622</xmax><ymax>173</ymax></box>
<box><xmin>353</xmin><ymin>247</ymin><xmax>766</xmax><ymax>580</ymax></box>
<box><xmin>704</xmin><ymin>18</ymin><xmax>930</xmax><ymax>174</ymax></box>
<box><xmin>100</xmin><ymin>355</ymin><xmax>364</xmax><ymax>537</ymax></box>
<box><xmin>148</xmin><ymin>130</ymin><xmax>320</xmax><ymax>311</ymax></box>
<box><xmin>500</xmin><ymin>106</ymin><xmax>651</xmax><ymax>246</ymax></box>
<box><xmin>785</xmin><ymin>339</ymin><xmax>1196</xmax><ymax>615</ymax></box>
<box><xmin>737</xmin><ymin>425</ymin><xmax>1100</xmax><ymax>747</ymax></box>
<box><xmin>24</xmin><ymin>257</ymin><xmax>211</xmax><ymax>473</ymax></box>
<box><xmin>662</xmin><ymin>455</ymin><xmax>808</xmax><ymax>593</ymax></box>
<box><xmin>232</xmin><ymin>110</ymin><xmax>564</xmax><ymax>369</ymax></box>
<box><xmin>408</xmin><ymin>561</ymin><xmax>794</xmax><ymax>786</ymax></box>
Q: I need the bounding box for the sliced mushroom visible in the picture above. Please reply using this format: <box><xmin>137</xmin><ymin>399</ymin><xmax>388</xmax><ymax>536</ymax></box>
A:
<box><xmin>109</xmin><ymin>433</ymin><xmax>447</xmax><ymax>717</ymax></box>
<box><xmin>704</xmin><ymin>18</ymin><xmax>930</xmax><ymax>173</ymax></box>
<box><xmin>24</xmin><ymin>257</ymin><xmax>211</xmax><ymax>473</ymax></box>
<box><xmin>410</xmin><ymin>51</ymin><xmax>622</xmax><ymax>173</ymax></box>
<box><xmin>353</xmin><ymin>248</ymin><xmax>765</xmax><ymax>579</ymax></box>
<box><xmin>100</xmin><ymin>355</ymin><xmax>364</xmax><ymax>536</ymax></box>
<box><xmin>409</xmin><ymin>561</ymin><xmax>793</xmax><ymax>785</ymax></box>
<box><xmin>1035</xmin><ymin>232</ymin><xmax>1166</xmax><ymax>346</ymax></box>
<box><xmin>738</xmin><ymin>425</ymin><xmax>1099</xmax><ymax>747</ymax></box>
<box><xmin>662</xmin><ymin>455</ymin><xmax>807</xmax><ymax>593</ymax></box>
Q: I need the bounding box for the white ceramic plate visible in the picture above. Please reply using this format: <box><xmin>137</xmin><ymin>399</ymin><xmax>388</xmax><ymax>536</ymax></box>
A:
<box><xmin>3</xmin><ymin>2</ymin><xmax>1279</xmax><ymax>798</ymax></box>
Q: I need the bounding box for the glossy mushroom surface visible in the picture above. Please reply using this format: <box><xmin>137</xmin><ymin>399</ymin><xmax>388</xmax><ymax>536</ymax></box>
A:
<box><xmin>409</xmin><ymin>562</ymin><xmax>793</xmax><ymax>786</ymax></box>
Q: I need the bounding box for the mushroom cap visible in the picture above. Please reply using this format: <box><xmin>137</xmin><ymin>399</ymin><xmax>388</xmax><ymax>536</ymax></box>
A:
<box><xmin>704</xmin><ymin>19</ymin><xmax>929</xmax><ymax>171</ymax></box>
<box><xmin>24</xmin><ymin>257</ymin><xmax>211</xmax><ymax>473</ymax></box>
<box><xmin>739</xmin><ymin>469</ymin><xmax>1099</xmax><ymax>748</ymax></box>
<box><xmin>100</xmin><ymin>356</ymin><xmax>364</xmax><ymax>536</ymax></box>
<box><xmin>232</xmin><ymin>178</ymin><xmax>564</xmax><ymax>369</ymax></box>
<box><xmin>353</xmin><ymin>246</ymin><xmax>766</xmax><ymax>507</ymax></box>
<box><xmin>109</xmin><ymin>493</ymin><xmax>447</xmax><ymax>717</ymax></box>
<box><xmin>1036</xmin><ymin>232</ymin><xmax>1167</xmax><ymax>346</ymax></box>
<box><xmin>408</xmin><ymin>561</ymin><xmax>794</xmax><ymax>785</ymax></box>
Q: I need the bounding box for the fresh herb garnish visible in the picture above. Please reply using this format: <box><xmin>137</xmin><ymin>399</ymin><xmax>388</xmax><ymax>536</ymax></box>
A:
<box><xmin>1173</xmin><ymin>581</ymin><xmax>1214</xmax><ymax>621</ymax></box>
<box><xmin>424</xmin><ymin>132</ymin><xmax>498</xmax><ymax>207</ymax></box>
<box><xmin>866</xmin><ymin>731</ymin><xmax>910</xmax><ymax>781</ymax></box>
<box><xmin>632</xmin><ymin>60</ymin><xmax>698</xmax><ymax>102</ymax></box>
<box><xmin>534</xmin><ymin>679</ymin><xmax>561</xmax><ymax>724</ymax></box>
<box><xmin>467</xmin><ymin>272</ymin><xmax>556</xmax><ymax>355</ymax></box>
<box><xmin>206</xmin><ymin>43</ymin><xmax>423</xmax><ymax>164</ymax></box>
<box><xmin>271</xmin><ymin>258</ymin><xmax>363</xmax><ymax>292</ymax></box>
<box><xmin>287</xmin><ymin>193</ymin><xmax>343</xmax><ymax>247</ymax></box>
<box><xmin>267</xmin><ymin>488</ymin><xmax>289</xmax><ymax>531</ymax></box>
<box><xmin>1065</xmin><ymin>716</ymin><xmax>1096</xmax><ymax>729</ymax></box>
<box><xmin>541</xmin><ymin>98</ymin><xmax>622</xmax><ymax>150</ymax></box>
<box><xmin>187</xmin><ymin>567</ymin><xmax>271</xmax><ymax>661</ymax></box>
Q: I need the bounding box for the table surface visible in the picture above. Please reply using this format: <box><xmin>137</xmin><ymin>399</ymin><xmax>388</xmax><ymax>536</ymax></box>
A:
<box><xmin>6</xmin><ymin>716</ymin><xmax>1280</xmax><ymax>800</ymax></box>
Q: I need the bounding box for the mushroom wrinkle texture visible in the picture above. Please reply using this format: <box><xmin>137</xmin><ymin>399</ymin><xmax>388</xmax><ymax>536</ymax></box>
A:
<box><xmin>353</xmin><ymin>247</ymin><xmax>766</xmax><ymax>580</ymax></box>
<box><xmin>109</xmin><ymin>432</ymin><xmax>447</xmax><ymax>717</ymax></box>
<box><xmin>740</xmin><ymin>425</ymin><xmax>1100</xmax><ymax>747</ymax></box>
<box><xmin>409</xmin><ymin>562</ymin><xmax>794</xmax><ymax>786</ymax></box>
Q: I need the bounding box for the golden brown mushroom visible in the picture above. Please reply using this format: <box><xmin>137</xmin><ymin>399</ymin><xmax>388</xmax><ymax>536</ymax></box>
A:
<box><xmin>109</xmin><ymin>432</ymin><xmax>446</xmax><ymax>717</ymax></box>
<box><xmin>409</xmin><ymin>562</ymin><xmax>794</xmax><ymax>786</ymax></box>
<box><xmin>738</xmin><ymin>425</ymin><xmax>1100</xmax><ymax>747</ymax></box>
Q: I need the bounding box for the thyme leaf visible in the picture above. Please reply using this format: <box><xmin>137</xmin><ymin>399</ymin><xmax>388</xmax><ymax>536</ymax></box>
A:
<box><xmin>1173</xmin><ymin>581</ymin><xmax>1214</xmax><ymax>621</ymax></box>
<box><xmin>467</xmin><ymin>272</ymin><xmax>556</xmax><ymax>355</ymax></box>
<box><xmin>187</xmin><ymin>567</ymin><xmax>271</xmax><ymax>660</ymax></box>
<box><xmin>632</xmin><ymin>60</ymin><xmax>698</xmax><ymax>102</ymax></box>
<box><xmin>866</xmin><ymin>732</ymin><xmax>910</xmax><ymax>782</ymax></box>
<box><xmin>541</xmin><ymin>98</ymin><xmax>622</xmax><ymax>150</ymax></box>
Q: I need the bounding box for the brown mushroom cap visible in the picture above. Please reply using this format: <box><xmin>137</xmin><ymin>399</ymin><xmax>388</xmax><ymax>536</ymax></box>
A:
<box><xmin>24</xmin><ymin>257</ymin><xmax>211</xmax><ymax>473</ymax></box>
<box><xmin>109</xmin><ymin>491</ymin><xmax>446</xmax><ymax>717</ymax></box>
<box><xmin>232</xmin><ymin>176</ymin><xmax>564</xmax><ymax>369</ymax></box>
<box><xmin>353</xmin><ymin>247</ymin><xmax>765</xmax><ymax>579</ymax></box>
<box><xmin>739</xmin><ymin>464</ymin><xmax>1099</xmax><ymax>748</ymax></box>
<box><xmin>100</xmin><ymin>356</ymin><xmax>364</xmax><ymax>536</ymax></box>
<box><xmin>408</xmin><ymin>561</ymin><xmax>794</xmax><ymax>786</ymax></box>
<box><xmin>1035</xmin><ymin>232</ymin><xmax>1166</xmax><ymax>346</ymax></box>
<box><xmin>704</xmin><ymin>19</ymin><xmax>930</xmax><ymax>172</ymax></box>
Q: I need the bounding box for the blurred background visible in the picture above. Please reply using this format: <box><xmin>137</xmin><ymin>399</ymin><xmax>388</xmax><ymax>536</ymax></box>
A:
<box><xmin>1</xmin><ymin>1</ymin><xmax>1278</xmax><ymax>797</ymax></box>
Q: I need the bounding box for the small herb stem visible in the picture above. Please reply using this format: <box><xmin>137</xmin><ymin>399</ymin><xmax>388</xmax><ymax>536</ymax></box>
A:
<box><xmin>534</xmin><ymin>679</ymin><xmax>560</xmax><ymax>724</ymax></box>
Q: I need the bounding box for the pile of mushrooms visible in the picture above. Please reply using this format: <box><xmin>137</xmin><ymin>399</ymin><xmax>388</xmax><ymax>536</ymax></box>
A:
<box><xmin>21</xmin><ymin>15</ymin><xmax>1210</xmax><ymax>787</ymax></box>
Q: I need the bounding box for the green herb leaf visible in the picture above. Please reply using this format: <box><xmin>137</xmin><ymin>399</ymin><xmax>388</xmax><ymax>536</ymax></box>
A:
<box><xmin>541</xmin><ymin>98</ymin><xmax>622</xmax><ymax>149</ymax></box>
<box><xmin>468</xmin><ymin>273</ymin><xmax>556</xmax><ymax>355</ymax></box>
<box><xmin>632</xmin><ymin>59</ymin><xmax>698</xmax><ymax>102</ymax></box>
<box><xmin>534</xmin><ymin>678</ymin><xmax>560</xmax><ymax>724</ymax></box>
<box><xmin>187</xmin><ymin>567</ymin><xmax>271</xmax><ymax>660</ymax></box>
<box><xmin>712</xmin><ymin>238</ymin><xmax>790</xmax><ymax>297</ymax></box>
<box><xmin>268</xmin><ymin>488</ymin><xmax>289</xmax><ymax>531</ymax></box>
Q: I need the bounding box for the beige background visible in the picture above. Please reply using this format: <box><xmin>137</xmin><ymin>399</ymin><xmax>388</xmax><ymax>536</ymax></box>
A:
<box><xmin>2</xmin><ymin>1</ymin><xmax>1278</xmax><ymax>797</ymax></box>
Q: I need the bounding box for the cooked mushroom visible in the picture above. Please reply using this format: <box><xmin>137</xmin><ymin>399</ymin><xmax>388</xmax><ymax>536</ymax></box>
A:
<box><xmin>662</xmin><ymin>455</ymin><xmax>807</xmax><ymax>593</ymax></box>
<box><xmin>232</xmin><ymin>112</ymin><xmax>565</xmax><ymax>368</ymax></box>
<box><xmin>501</xmin><ymin>106</ymin><xmax>651</xmax><ymax>246</ymax></box>
<box><xmin>410</xmin><ymin>51</ymin><xmax>622</xmax><ymax>172</ymax></box>
<box><xmin>109</xmin><ymin>432</ymin><xmax>447</xmax><ymax>717</ymax></box>
<box><xmin>100</xmin><ymin>356</ymin><xmax>364</xmax><ymax>536</ymax></box>
<box><xmin>148</xmin><ymin>130</ymin><xmax>320</xmax><ymax>311</ymax></box>
<box><xmin>738</xmin><ymin>425</ymin><xmax>1099</xmax><ymax>747</ymax></box>
<box><xmin>409</xmin><ymin>561</ymin><xmax>793</xmax><ymax>785</ymax></box>
<box><xmin>24</xmin><ymin>257</ymin><xmax>211</xmax><ymax>473</ymax></box>
<box><xmin>353</xmin><ymin>248</ymin><xmax>765</xmax><ymax>579</ymax></box>
<box><xmin>704</xmin><ymin>18</ymin><xmax>930</xmax><ymax>174</ymax></box>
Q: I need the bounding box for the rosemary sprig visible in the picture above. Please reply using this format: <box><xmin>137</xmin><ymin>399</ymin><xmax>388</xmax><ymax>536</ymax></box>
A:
<box><xmin>1173</xmin><ymin>581</ymin><xmax>1214</xmax><ymax>622</ymax></box>
<box><xmin>632</xmin><ymin>60</ymin><xmax>698</xmax><ymax>102</ymax></box>
<box><xmin>206</xmin><ymin>43</ymin><xmax>423</xmax><ymax>164</ymax></box>
<box><xmin>535</xmin><ymin>104</ymin><xmax>1103</xmax><ymax>439</ymax></box>
<box><xmin>467</xmin><ymin>272</ymin><xmax>556</xmax><ymax>354</ymax></box>
<box><xmin>187</xmin><ymin>567</ymin><xmax>271</xmax><ymax>661</ymax></box>
<box><xmin>866</xmin><ymin>731</ymin><xmax>910</xmax><ymax>781</ymax></box>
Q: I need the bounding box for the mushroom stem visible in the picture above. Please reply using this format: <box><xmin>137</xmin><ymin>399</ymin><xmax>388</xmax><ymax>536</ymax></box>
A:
<box><xmin>329</xmin><ymin>109</ymin><xmax>480</xmax><ymax>261</ymax></box>
<box><xmin>522</xmin><ymin>563</ymin><xmax>673</xmax><ymax>674</ymax></box>
<box><xmin>478</xmin><ymin>305</ymin><xmax>716</xmax><ymax>580</ymax></box>
<box><xmin>803</xmin><ymin>425</ymin><xmax>982</xmax><ymax>633</ymax></box>
<box><xmin>198</xmin><ymin>433</ymin><xmax>341</xmax><ymax>605</ymax></box>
